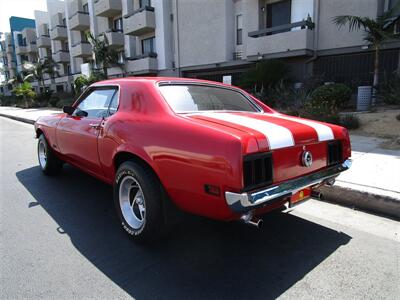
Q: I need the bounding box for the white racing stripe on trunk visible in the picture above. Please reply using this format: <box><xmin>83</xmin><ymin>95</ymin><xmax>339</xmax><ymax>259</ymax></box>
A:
<box><xmin>271</xmin><ymin>114</ymin><xmax>334</xmax><ymax>141</ymax></box>
<box><xmin>201</xmin><ymin>113</ymin><xmax>295</xmax><ymax>149</ymax></box>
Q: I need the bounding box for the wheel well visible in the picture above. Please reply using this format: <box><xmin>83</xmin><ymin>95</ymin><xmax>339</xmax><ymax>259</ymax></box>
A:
<box><xmin>114</xmin><ymin>151</ymin><xmax>158</xmax><ymax>178</ymax></box>
<box><xmin>35</xmin><ymin>128</ymin><xmax>44</xmax><ymax>138</ymax></box>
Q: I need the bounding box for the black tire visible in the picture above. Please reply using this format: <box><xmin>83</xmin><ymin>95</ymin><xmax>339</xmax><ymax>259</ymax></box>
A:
<box><xmin>37</xmin><ymin>134</ymin><xmax>63</xmax><ymax>175</ymax></box>
<box><xmin>114</xmin><ymin>161</ymin><xmax>164</xmax><ymax>242</ymax></box>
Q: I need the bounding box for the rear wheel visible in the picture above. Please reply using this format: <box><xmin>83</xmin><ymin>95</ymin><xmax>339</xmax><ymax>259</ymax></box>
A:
<box><xmin>37</xmin><ymin>134</ymin><xmax>62</xmax><ymax>175</ymax></box>
<box><xmin>114</xmin><ymin>161</ymin><xmax>164</xmax><ymax>242</ymax></box>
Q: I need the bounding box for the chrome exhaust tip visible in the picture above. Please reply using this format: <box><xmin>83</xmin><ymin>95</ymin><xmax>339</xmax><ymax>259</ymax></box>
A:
<box><xmin>240</xmin><ymin>212</ymin><xmax>263</xmax><ymax>229</ymax></box>
<box><xmin>311</xmin><ymin>191</ymin><xmax>323</xmax><ymax>200</ymax></box>
<box><xmin>325</xmin><ymin>179</ymin><xmax>336</xmax><ymax>186</ymax></box>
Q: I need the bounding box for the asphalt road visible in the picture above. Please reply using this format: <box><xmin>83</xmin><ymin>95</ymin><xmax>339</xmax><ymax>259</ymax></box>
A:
<box><xmin>0</xmin><ymin>116</ymin><xmax>399</xmax><ymax>300</ymax></box>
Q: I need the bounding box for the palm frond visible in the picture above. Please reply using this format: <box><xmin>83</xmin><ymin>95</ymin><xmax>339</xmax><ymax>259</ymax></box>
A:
<box><xmin>332</xmin><ymin>15</ymin><xmax>372</xmax><ymax>31</ymax></box>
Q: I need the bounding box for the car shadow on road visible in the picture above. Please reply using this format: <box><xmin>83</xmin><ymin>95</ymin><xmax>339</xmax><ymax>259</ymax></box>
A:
<box><xmin>16</xmin><ymin>165</ymin><xmax>351</xmax><ymax>299</ymax></box>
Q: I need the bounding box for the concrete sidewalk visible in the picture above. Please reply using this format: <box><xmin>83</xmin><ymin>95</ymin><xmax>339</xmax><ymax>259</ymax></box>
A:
<box><xmin>0</xmin><ymin>106</ymin><xmax>62</xmax><ymax>125</ymax></box>
<box><xmin>0</xmin><ymin>106</ymin><xmax>399</xmax><ymax>219</ymax></box>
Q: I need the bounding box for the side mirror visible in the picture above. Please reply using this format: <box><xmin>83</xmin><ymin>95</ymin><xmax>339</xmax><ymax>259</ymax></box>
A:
<box><xmin>63</xmin><ymin>105</ymin><xmax>75</xmax><ymax>115</ymax></box>
<box><xmin>75</xmin><ymin>110</ymin><xmax>88</xmax><ymax>117</ymax></box>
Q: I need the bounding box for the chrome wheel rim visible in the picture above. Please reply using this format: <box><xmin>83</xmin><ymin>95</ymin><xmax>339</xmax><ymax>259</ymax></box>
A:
<box><xmin>38</xmin><ymin>140</ymin><xmax>47</xmax><ymax>169</ymax></box>
<box><xmin>119</xmin><ymin>176</ymin><xmax>146</xmax><ymax>230</ymax></box>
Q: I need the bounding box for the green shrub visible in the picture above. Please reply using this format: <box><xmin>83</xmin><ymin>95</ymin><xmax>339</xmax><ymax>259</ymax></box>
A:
<box><xmin>34</xmin><ymin>90</ymin><xmax>54</xmax><ymax>107</ymax></box>
<box><xmin>306</xmin><ymin>83</ymin><xmax>352</xmax><ymax>115</ymax></box>
<box><xmin>340</xmin><ymin>114</ymin><xmax>360</xmax><ymax>129</ymax></box>
<box><xmin>239</xmin><ymin>59</ymin><xmax>290</xmax><ymax>93</ymax></box>
<box><xmin>0</xmin><ymin>95</ymin><xmax>18</xmax><ymax>106</ymax></box>
<box><xmin>379</xmin><ymin>73</ymin><xmax>400</xmax><ymax>105</ymax></box>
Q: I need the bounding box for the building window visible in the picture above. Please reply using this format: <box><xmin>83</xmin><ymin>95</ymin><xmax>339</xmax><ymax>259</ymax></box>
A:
<box><xmin>141</xmin><ymin>37</ymin><xmax>155</xmax><ymax>55</ymax></box>
<box><xmin>113</xmin><ymin>18</ymin><xmax>123</xmax><ymax>32</ymax></box>
<box><xmin>236</xmin><ymin>15</ymin><xmax>243</xmax><ymax>45</ymax></box>
<box><xmin>265</xmin><ymin>0</ymin><xmax>291</xmax><ymax>30</ymax></box>
<box><xmin>56</xmin><ymin>85</ymin><xmax>64</xmax><ymax>93</ymax></box>
<box><xmin>83</xmin><ymin>3</ymin><xmax>89</xmax><ymax>13</ymax></box>
<box><xmin>139</xmin><ymin>0</ymin><xmax>151</xmax><ymax>8</ymax></box>
<box><xmin>62</xmin><ymin>18</ymin><xmax>66</xmax><ymax>27</ymax></box>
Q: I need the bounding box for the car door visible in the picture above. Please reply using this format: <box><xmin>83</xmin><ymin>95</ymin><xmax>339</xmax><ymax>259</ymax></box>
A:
<box><xmin>56</xmin><ymin>87</ymin><xmax>118</xmax><ymax>176</ymax></box>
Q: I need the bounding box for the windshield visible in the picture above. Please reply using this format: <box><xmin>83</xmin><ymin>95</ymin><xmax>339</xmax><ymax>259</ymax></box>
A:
<box><xmin>158</xmin><ymin>84</ymin><xmax>260</xmax><ymax>113</ymax></box>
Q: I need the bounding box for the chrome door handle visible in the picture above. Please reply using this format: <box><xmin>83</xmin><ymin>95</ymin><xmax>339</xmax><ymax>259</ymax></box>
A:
<box><xmin>89</xmin><ymin>123</ymin><xmax>100</xmax><ymax>129</ymax></box>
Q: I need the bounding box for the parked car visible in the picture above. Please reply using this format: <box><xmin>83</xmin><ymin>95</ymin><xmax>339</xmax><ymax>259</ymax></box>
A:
<box><xmin>34</xmin><ymin>77</ymin><xmax>351</xmax><ymax>241</ymax></box>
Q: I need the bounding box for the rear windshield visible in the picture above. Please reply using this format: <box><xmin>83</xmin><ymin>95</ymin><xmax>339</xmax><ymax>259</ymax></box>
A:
<box><xmin>158</xmin><ymin>84</ymin><xmax>260</xmax><ymax>113</ymax></box>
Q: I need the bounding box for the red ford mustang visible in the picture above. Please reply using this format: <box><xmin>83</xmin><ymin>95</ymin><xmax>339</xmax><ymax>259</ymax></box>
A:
<box><xmin>34</xmin><ymin>77</ymin><xmax>351</xmax><ymax>241</ymax></box>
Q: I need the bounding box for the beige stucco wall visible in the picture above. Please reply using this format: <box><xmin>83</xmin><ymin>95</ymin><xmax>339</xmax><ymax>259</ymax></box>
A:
<box><xmin>317</xmin><ymin>0</ymin><xmax>379</xmax><ymax>51</ymax></box>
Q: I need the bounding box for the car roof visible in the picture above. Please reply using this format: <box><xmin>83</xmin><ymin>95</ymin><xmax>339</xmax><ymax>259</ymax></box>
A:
<box><xmin>91</xmin><ymin>77</ymin><xmax>235</xmax><ymax>88</ymax></box>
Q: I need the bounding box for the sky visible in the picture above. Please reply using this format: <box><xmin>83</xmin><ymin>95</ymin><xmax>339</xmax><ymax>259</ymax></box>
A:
<box><xmin>0</xmin><ymin>0</ymin><xmax>48</xmax><ymax>82</ymax></box>
<box><xmin>0</xmin><ymin>0</ymin><xmax>48</xmax><ymax>34</ymax></box>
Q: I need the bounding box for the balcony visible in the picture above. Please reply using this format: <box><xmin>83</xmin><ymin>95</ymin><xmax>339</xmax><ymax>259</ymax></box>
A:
<box><xmin>126</xmin><ymin>54</ymin><xmax>158</xmax><ymax>74</ymax></box>
<box><xmin>94</xmin><ymin>0</ymin><xmax>122</xmax><ymax>17</ymax></box>
<box><xmin>6</xmin><ymin>45</ymin><xmax>13</xmax><ymax>53</ymax></box>
<box><xmin>15</xmin><ymin>45</ymin><xmax>27</xmax><ymax>55</ymax></box>
<box><xmin>69</xmin><ymin>11</ymin><xmax>90</xmax><ymax>31</ymax></box>
<box><xmin>50</xmin><ymin>26</ymin><xmax>68</xmax><ymax>40</ymax></box>
<box><xmin>27</xmin><ymin>42</ymin><xmax>38</xmax><ymax>53</ymax></box>
<box><xmin>71</xmin><ymin>42</ymin><xmax>92</xmax><ymax>57</ymax></box>
<box><xmin>104</xmin><ymin>31</ymin><xmax>124</xmax><ymax>48</ymax></box>
<box><xmin>37</xmin><ymin>35</ymin><xmax>51</xmax><ymax>48</ymax></box>
<box><xmin>246</xmin><ymin>21</ymin><xmax>314</xmax><ymax>58</ymax></box>
<box><xmin>124</xmin><ymin>7</ymin><xmax>155</xmax><ymax>36</ymax></box>
<box><xmin>52</xmin><ymin>50</ymin><xmax>70</xmax><ymax>63</ymax></box>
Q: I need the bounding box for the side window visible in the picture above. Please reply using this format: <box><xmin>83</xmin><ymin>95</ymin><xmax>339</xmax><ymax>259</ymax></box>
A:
<box><xmin>74</xmin><ymin>89</ymin><xmax>117</xmax><ymax>118</ymax></box>
<box><xmin>108</xmin><ymin>91</ymin><xmax>119</xmax><ymax>115</ymax></box>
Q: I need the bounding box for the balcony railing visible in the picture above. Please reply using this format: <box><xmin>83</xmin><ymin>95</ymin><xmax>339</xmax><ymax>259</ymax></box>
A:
<box><xmin>104</xmin><ymin>30</ymin><xmax>124</xmax><ymax>48</ymax></box>
<box><xmin>71</xmin><ymin>42</ymin><xmax>92</xmax><ymax>57</ymax></box>
<box><xmin>124</xmin><ymin>6</ymin><xmax>155</xmax><ymax>36</ymax></box>
<box><xmin>52</xmin><ymin>50</ymin><xmax>70</xmax><ymax>63</ymax></box>
<box><xmin>248</xmin><ymin>20</ymin><xmax>314</xmax><ymax>38</ymax></box>
<box><xmin>6</xmin><ymin>45</ymin><xmax>13</xmax><ymax>53</ymax></box>
<box><xmin>94</xmin><ymin>0</ymin><xmax>122</xmax><ymax>17</ymax></box>
<box><xmin>37</xmin><ymin>35</ymin><xmax>51</xmax><ymax>48</ymax></box>
<box><xmin>15</xmin><ymin>45</ymin><xmax>27</xmax><ymax>55</ymax></box>
<box><xmin>247</xmin><ymin>21</ymin><xmax>314</xmax><ymax>58</ymax></box>
<box><xmin>69</xmin><ymin>11</ymin><xmax>90</xmax><ymax>31</ymax></box>
<box><xmin>126</xmin><ymin>53</ymin><xmax>158</xmax><ymax>74</ymax></box>
<box><xmin>50</xmin><ymin>26</ymin><xmax>68</xmax><ymax>40</ymax></box>
<box><xmin>27</xmin><ymin>42</ymin><xmax>38</xmax><ymax>53</ymax></box>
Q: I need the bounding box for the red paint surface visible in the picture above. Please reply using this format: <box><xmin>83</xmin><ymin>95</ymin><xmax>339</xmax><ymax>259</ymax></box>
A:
<box><xmin>34</xmin><ymin>77</ymin><xmax>351</xmax><ymax>221</ymax></box>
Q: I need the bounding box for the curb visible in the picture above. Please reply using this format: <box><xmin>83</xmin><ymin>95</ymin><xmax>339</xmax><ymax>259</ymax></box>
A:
<box><xmin>0</xmin><ymin>113</ymin><xmax>35</xmax><ymax>125</ymax></box>
<box><xmin>317</xmin><ymin>185</ymin><xmax>400</xmax><ymax>220</ymax></box>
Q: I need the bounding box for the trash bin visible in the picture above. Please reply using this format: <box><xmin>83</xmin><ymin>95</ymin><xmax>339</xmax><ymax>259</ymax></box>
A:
<box><xmin>357</xmin><ymin>86</ymin><xmax>372</xmax><ymax>111</ymax></box>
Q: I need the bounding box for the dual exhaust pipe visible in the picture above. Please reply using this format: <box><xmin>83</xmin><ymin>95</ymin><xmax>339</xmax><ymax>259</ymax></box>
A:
<box><xmin>240</xmin><ymin>181</ymin><xmax>333</xmax><ymax>229</ymax></box>
<box><xmin>240</xmin><ymin>212</ymin><xmax>263</xmax><ymax>229</ymax></box>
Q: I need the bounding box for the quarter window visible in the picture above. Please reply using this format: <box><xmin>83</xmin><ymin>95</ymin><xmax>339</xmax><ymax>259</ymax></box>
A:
<box><xmin>74</xmin><ymin>88</ymin><xmax>117</xmax><ymax>118</ymax></box>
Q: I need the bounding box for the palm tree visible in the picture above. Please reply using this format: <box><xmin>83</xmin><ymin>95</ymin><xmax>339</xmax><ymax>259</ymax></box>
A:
<box><xmin>333</xmin><ymin>3</ymin><xmax>400</xmax><ymax>104</ymax></box>
<box><xmin>86</xmin><ymin>32</ymin><xmax>118</xmax><ymax>78</ymax></box>
<box><xmin>23</xmin><ymin>56</ymin><xmax>59</xmax><ymax>92</ymax></box>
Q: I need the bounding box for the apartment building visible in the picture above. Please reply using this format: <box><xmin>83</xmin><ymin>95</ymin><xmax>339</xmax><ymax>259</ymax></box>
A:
<box><xmin>0</xmin><ymin>17</ymin><xmax>37</xmax><ymax>95</ymax></box>
<box><xmin>1</xmin><ymin>0</ymin><xmax>399</xmax><ymax>94</ymax></box>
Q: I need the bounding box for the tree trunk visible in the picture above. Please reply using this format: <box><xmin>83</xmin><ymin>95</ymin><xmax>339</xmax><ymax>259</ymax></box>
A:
<box><xmin>103</xmin><ymin>66</ymin><xmax>108</xmax><ymax>79</ymax></box>
<box><xmin>371</xmin><ymin>46</ymin><xmax>379</xmax><ymax>106</ymax></box>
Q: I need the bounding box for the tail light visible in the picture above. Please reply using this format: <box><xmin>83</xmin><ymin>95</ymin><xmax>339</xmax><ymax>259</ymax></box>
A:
<box><xmin>327</xmin><ymin>140</ymin><xmax>343</xmax><ymax>166</ymax></box>
<box><xmin>243</xmin><ymin>152</ymin><xmax>273</xmax><ymax>191</ymax></box>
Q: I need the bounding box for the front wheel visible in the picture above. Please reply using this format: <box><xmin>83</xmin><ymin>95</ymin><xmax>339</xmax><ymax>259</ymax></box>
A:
<box><xmin>37</xmin><ymin>134</ymin><xmax>63</xmax><ymax>175</ymax></box>
<box><xmin>114</xmin><ymin>161</ymin><xmax>164</xmax><ymax>242</ymax></box>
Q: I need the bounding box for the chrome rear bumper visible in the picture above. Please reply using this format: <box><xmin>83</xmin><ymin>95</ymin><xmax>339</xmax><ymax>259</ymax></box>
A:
<box><xmin>225</xmin><ymin>159</ymin><xmax>352</xmax><ymax>214</ymax></box>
